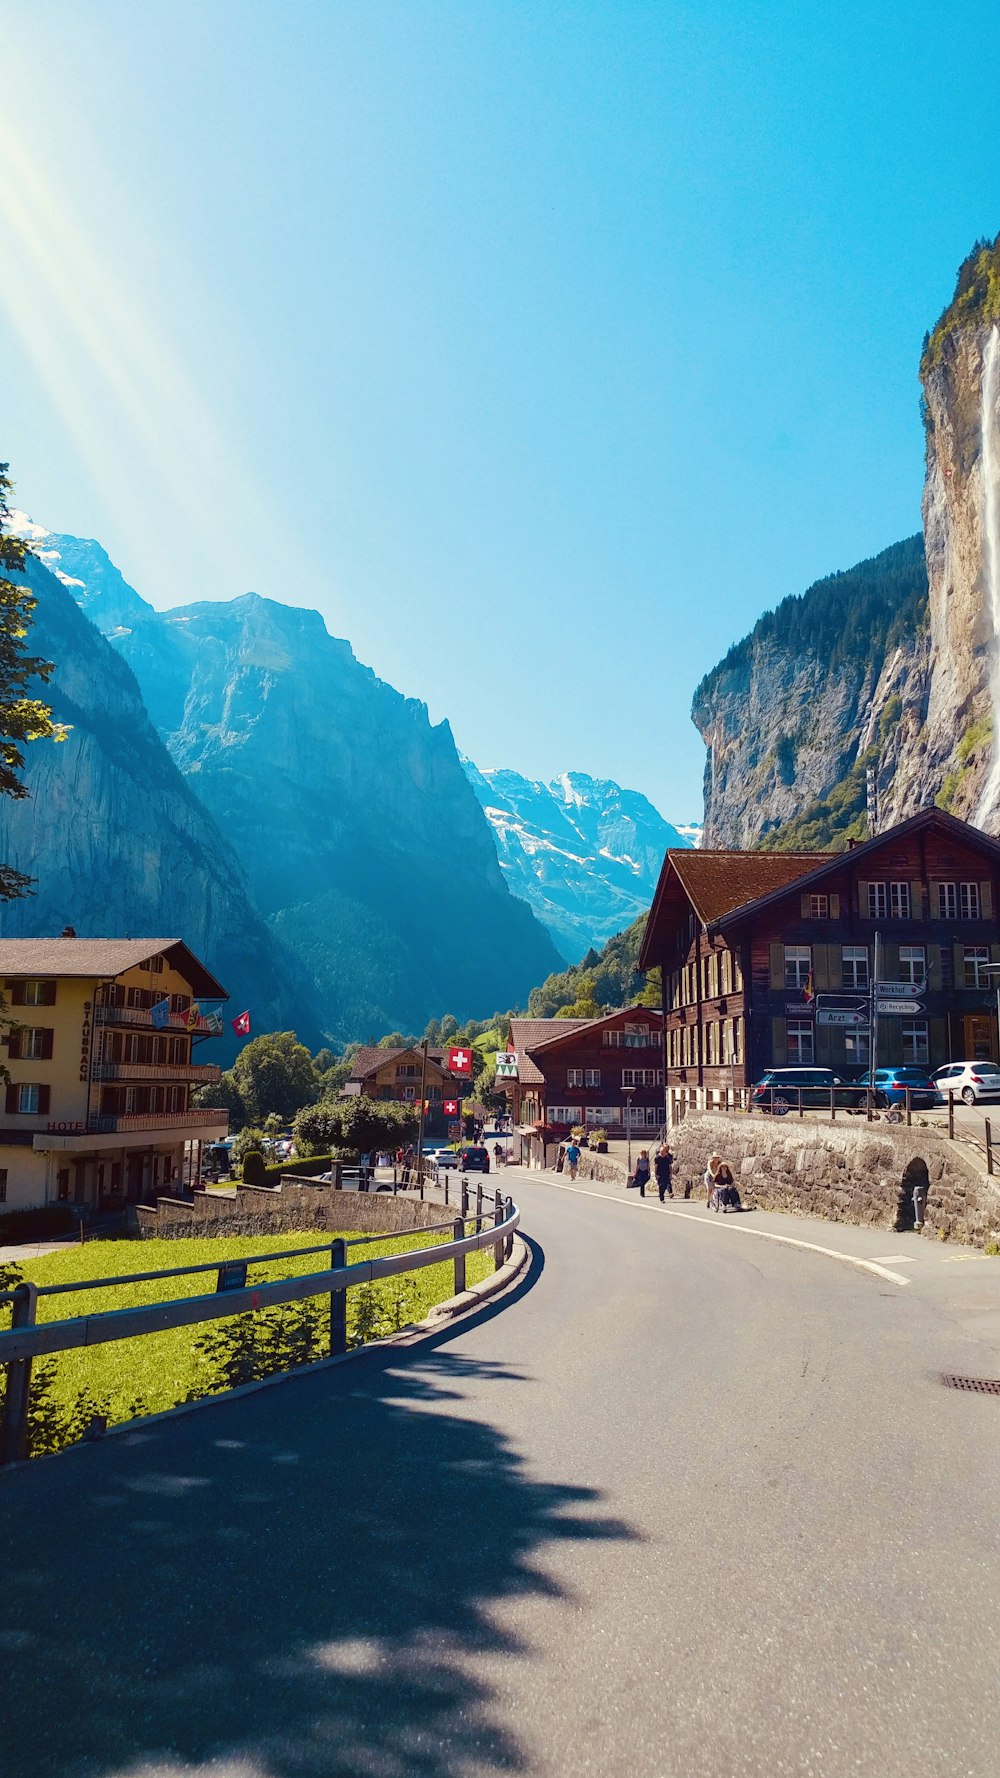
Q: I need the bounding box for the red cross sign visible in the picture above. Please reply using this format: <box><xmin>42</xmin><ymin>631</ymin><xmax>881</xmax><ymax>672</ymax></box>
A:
<box><xmin>448</xmin><ymin>1046</ymin><xmax>472</xmax><ymax>1076</ymax></box>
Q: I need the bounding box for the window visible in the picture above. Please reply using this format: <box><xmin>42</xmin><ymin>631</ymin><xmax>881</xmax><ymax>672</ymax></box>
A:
<box><xmin>401</xmin><ymin>1085</ymin><xmax>415</xmax><ymax>1101</ymax></box>
<box><xmin>868</xmin><ymin>882</ymin><xmax>888</xmax><ymax>919</ymax></box>
<box><xmin>842</xmin><ymin>946</ymin><xmax>869</xmax><ymax>991</ymax></box>
<box><xmin>899</xmin><ymin>946</ymin><xmax>926</xmax><ymax>987</ymax></box>
<box><xmin>585</xmin><ymin>1068</ymin><xmax>601</xmax><ymax>1088</ymax></box>
<box><xmin>567</xmin><ymin>1068</ymin><xmax>584</xmax><ymax>1088</ymax></box>
<box><xmin>622</xmin><ymin>1068</ymin><xmax>662</xmax><ymax>1088</ymax></box>
<box><xmin>902</xmin><ymin>1020</ymin><xmax>929</xmax><ymax>1064</ymax></box>
<box><xmin>396</xmin><ymin>1064</ymin><xmax>419</xmax><ymax>1079</ymax></box>
<box><xmin>809</xmin><ymin>894</ymin><xmax>829</xmax><ymax>919</ymax></box>
<box><xmin>786</xmin><ymin>1021</ymin><xmax>814</xmax><ymax>1064</ymax></box>
<box><xmin>16</xmin><ymin>979</ymin><xmax>56</xmax><ymax>1006</ymax></box>
<box><xmin>548</xmin><ymin>1106</ymin><xmax>576</xmax><ymax>1125</ymax></box>
<box><xmin>784</xmin><ymin>945</ymin><xmax>812</xmax><ymax>990</ymax></box>
<box><xmin>890</xmin><ymin>882</ymin><xmax>911</xmax><ymax>918</ymax></box>
<box><xmin>17</xmin><ymin>1084</ymin><xmax>41</xmax><ymax>1113</ymax></box>
<box><xmin>964</xmin><ymin>947</ymin><xmax>990</xmax><ymax>988</ymax></box>
<box><xmin>844</xmin><ymin>1030</ymin><xmax>871</xmax><ymax>1066</ymax></box>
<box><xmin>937</xmin><ymin>882</ymin><xmax>957</xmax><ymax>920</ymax></box>
<box><xmin>585</xmin><ymin>1106</ymin><xmax>619</xmax><ymax>1126</ymax></box>
<box><xmin>961</xmin><ymin>882</ymin><xmax>981</xmax><ymax>919</ymax></box>
<box><xmin>732</xmin><ymin>1018</ymin><xmax>743</xmax><ymax>1064</ymax></box>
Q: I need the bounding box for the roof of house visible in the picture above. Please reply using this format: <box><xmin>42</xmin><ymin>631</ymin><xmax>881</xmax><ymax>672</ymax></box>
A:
<box><xmin>347</xmin><ymin>1045</ymin><xmax>448</xmax><ymax>1080</ymax></box>
<box><xmin>507</xmin><ymin>1017</ymin><xmax>593</xmax><ymax>1085</ymax></box>
<box><xmin>528</xmin><ymin>1004</ymin><xmax>662</xmax><ymax>1055</ymax></box>
<box><xmin>0</xmin><ymin>937</ymin><xmax>227</xmax><ymax>999</ymax></box>
<box><xmin>639</xmin><ymin>807</ymin><xmax>1000</xmax><ymax>969</ymax></box>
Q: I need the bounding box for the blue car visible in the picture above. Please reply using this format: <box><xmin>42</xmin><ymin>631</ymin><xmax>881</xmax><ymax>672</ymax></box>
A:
<box><xmin>858</xmin><ymin>1067</ymin><xmax>939</xmax><ymax>1108</ymax></box>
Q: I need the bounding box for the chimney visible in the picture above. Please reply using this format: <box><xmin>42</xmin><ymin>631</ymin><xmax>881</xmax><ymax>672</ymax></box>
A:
<box><xmin>61</xmin><ymin>925</ymin><xmax>77</xmax><ymax>937</ymax></box>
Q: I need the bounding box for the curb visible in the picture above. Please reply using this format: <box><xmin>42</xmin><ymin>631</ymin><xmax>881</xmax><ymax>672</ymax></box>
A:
<box><xmin>0</xmin><ymin>1236</ymin><xmax>531</xmax><ymax>1473</ymax></box>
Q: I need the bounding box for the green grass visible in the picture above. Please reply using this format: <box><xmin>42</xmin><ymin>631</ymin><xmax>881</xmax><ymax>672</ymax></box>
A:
<box><xmin>12</xmin><ymin>1227</ymin><xmax>494</xmax><ymax>1433</ymax></box>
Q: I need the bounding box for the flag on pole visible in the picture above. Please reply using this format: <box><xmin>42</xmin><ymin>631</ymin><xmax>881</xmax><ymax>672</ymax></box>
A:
<box><xmin>186</xmin><ymin>1002</ymin><xmax>202</xmax><ymax>1031</ymax></box>
<box><xmin>803</xmin><ymin>974</ymin><xmax>815</xmax><ymax>1005</ymax></box>
<box><xmin>150</xmin><ymin>998</ymin><xmax>171</xmax><ymax>1030</ymax></box>
<box><xmin>204</xmin><ymin>1010</ymin><xmax>224</xmax><ymax>1036</ymax></box>
<box><xmin>231</xmin><ymin>1010</ymin><xmax>251</xmax><ymax>1037</ymax></box>
<box><xmin>448</xmin><ymin>1045</ymin><xmax>473</xmax><ymax>1076</ymax></box>
<box><xmin>495</xmin><ymin>1052</ymin><xmax>518</xmax><ymax>1078</ymax></box>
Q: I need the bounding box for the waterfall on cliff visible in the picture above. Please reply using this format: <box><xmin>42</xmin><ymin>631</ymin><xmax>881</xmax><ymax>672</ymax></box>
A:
<box><xmin>975</xmin><ymin>325</ymin><xmax>1000</xmax><ymax>828</ymax></box>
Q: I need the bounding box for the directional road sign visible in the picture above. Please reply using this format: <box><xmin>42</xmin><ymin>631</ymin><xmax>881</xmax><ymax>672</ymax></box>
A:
<box><xmin>816</xmin><ymin>1007</ymin><xmax>870</xmax><ymax>1027</ymax></box>
<box><xmin>874</xmin><ymin>981</ymin><xmax>925</xmax><ymax>999</ymax></box>
<box><xmin>876</xmin><ymin>999</ymin><xmax>924</xmax><ymax>1016</ymax></box>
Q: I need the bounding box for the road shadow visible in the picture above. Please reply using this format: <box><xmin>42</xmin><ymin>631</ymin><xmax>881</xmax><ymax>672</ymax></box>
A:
<box><xmin>1</xmin><ymin>1248</ymin><xmax>631</xmax><ymax>1778</ymax></box>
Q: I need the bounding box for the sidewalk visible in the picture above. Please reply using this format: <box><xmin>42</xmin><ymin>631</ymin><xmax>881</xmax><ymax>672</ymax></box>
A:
<box><xmin>531</xmin><ymin>1166</ymin><xmax>1000</xmax><ymax>1360</ymax></box>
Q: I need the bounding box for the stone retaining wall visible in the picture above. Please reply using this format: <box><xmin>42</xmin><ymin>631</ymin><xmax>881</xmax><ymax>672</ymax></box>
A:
<box><xmin>542</xmin><ymin>1142</ymin><xmax>629</xmax><ymax>1185</ymax></box>
<box><xmin>134</xmin><ymin>1181</ymin><xmax>452</xmax><ymax>1240</ymax></box>
<box><xmin>667</xmin><ymin>1111</ymin><xmax>1000</xmax><ymax>1246</ymax></box>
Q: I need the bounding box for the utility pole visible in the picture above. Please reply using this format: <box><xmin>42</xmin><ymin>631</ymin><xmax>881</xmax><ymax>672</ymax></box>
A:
<box><xmin>869</xmin><ymin>929</ymin><xmax>880</xmax><ymax>1113</ymax></box>
<box><xmin>415</xmin><ymin>1039</ymin><xmax>429</xmax><ymax>1179</ymax></box>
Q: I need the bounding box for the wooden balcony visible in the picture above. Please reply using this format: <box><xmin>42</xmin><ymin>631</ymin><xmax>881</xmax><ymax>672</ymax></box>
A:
<box><xmin>91</xmin><ymin>1063</ymin><xmax>222</xmax><ymax>1084</ymax></box>
<box><xmin>86</xmin><ymin>1109</ymin><xmax>230</xmax><ymax>1135</ymax></box>
<box><xmin>94</xmin><ymin>1005</ymin><xmax>216</xmax><ymax>1034</ymax></box>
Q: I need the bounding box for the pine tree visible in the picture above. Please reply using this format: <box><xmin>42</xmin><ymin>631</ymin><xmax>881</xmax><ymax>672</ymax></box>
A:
<box><xmin>0</xmin><ymin>462</ymin><xmax>66</xmax><ymax>902</ymax></box>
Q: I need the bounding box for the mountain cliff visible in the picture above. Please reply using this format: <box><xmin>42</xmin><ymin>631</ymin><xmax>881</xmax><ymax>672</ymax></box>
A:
<box><xmin>0</xmin><ymin>550</ymin><xmax>312</xmax><ymax>1057</ymax></box>
<box><xmin>693</xmin><ymin>538</ymin><xmax>929</xmax><ymax>848</ymax></box>
<box><xmin>29</xmin><ymin>529</ymin><xmax>561</xmax><ymax>1037</ymax></box>
<box><xmin>462</xmin><ymin>761</ymin><xmax>694</xmax><ymax>960</ymax></box>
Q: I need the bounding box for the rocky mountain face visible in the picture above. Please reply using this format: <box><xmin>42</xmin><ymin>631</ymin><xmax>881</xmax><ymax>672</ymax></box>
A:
<box><xmin>693</xmin><ymin>538</ymin><xmax>929</xmax><ymax>848</ymax></box>
<box><xmin>0</xmin><ymin>550</ymin><xmax>312</xmax><ymax>1059</ymax></box>
<box><xmin>694</xmin><ymin>234</ymin><xmax>1000</xmax><ymax>851</ymax></box>
<box><xmin>462</xmin><ymin>761</ymin><xmax>695</xmax><ymax>960</ymax></box>
<box><xmin>25</xmin><ymin>528</ymin><xmax>560</xmax><ymax>1038</ymax></box>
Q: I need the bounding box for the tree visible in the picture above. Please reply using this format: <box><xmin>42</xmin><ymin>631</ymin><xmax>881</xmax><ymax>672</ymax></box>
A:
<box><xmin>293</xmin><ymin>1094</ymin><xmax>418</xmax><ymax>1158</ymax></box>
<box><xmin>230</xmin><ymin>1031</ymin><xmax>317</xmax><ymax>1124</ymax></box>
<box><xmin>191</xmin><ymin>1071</ymin><xmax>249</xmax><ymax>1129</ymax></box>
<box><xmin>0</xmin><ymin>464</ymin><xmax>66</xmax><ymax>904</ymax></box>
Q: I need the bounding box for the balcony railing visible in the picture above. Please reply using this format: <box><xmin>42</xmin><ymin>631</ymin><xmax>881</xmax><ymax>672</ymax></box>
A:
<box><xmin>91</xmin><ymin>1063</ymin><xmax>222</xmax><ymax>1084</ymax></box>
<box><xmin>85</xmin><ymin>1109</ymin><xmax>230</xmax><ymax>1135</ymax></box>
<box><xmin>94</xmin><ymin>1005</ymin><xmax>216</xmax><ymax>1034</ymax></box>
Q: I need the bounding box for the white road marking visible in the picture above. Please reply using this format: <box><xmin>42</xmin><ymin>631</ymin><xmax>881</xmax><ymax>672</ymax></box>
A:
<box><xmin>531</xmin><ymin>1175</ymin><xmax>912</xmax><ymax>1286</ymax></box>
<box><xmin>866</xmin><ymin>1255</ymin><xmax>920</xmax><ymax>1265</ymax></box>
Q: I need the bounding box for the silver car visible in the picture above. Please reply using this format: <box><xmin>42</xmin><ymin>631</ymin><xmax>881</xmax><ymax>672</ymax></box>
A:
<box><xmin>933</xmin><ymin>1061</ymin><xmax>1000</xmax><ymax>1105</ymax></box>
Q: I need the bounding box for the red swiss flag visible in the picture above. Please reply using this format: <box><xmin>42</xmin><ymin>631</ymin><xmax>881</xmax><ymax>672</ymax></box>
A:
<box><xmin>448</xmin><ymin>1045</ymin><xmax>473</xmax><ymax>1076</ymax></box>
<box><xmin>443</xmin><ymin>1098</ymin><xmax>459</xmax><ymax>1115</ymax></box>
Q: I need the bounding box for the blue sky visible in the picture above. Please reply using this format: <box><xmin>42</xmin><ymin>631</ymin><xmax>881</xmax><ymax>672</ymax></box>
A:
<box><xmin>2</xmin><ymin>2</ymin><xmax>999</xmax><ymax>818</ymax></box>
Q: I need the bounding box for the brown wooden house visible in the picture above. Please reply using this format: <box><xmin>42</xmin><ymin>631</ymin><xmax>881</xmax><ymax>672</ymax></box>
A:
<box><xmin>503</xmin><ymin>1007</ymin><xmax>665</xmax><ymax>1139</ymax></box>
<box><xmin>638</xmin><ymin>808</ymin><xmax>1000</xmax><ymax>1121</ymax></box>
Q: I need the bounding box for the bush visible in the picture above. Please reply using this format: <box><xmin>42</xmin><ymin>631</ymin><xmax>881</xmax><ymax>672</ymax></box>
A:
<box><xmin>240</xmin><ymin>1150</ymin><xmax>268</xmax><ymax>1188</ymax></box>
<box><xmin>0</xmin><ymin>1205</ymin><xmax>78</xmax><ymax>1244</ymax></box>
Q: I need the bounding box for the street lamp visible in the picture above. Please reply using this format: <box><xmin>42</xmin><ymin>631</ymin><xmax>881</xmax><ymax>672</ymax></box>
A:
<box><xmin>625</xmin><ymin>1093</ymin><xmax>634</xmax><ymax>1171</ymax></box>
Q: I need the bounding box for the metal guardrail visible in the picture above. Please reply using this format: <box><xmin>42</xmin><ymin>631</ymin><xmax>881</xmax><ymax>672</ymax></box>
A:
<box><xmin>0</xmin><ymin>1193</ymin><xmax>520</xmax><ymax>1464</ymax></box>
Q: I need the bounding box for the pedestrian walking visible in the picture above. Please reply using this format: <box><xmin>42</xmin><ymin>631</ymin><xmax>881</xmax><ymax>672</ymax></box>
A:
<box><xmin>631</xmin><ymin>1149</ymin><xmax>651</xmax><ymax>1198</ymax></box>
<box><xmin>654</xmin><ymin>1143</ymin><xmax>674</xmax><ymax>1202</ymax></box>
<box><xmin>565</xmin><ymin>1138</ymin><xmax>581</xmax><ymax>1181</ymax></box>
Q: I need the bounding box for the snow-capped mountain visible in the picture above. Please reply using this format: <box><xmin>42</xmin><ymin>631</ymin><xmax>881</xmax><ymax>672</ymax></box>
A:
<box><xmin>462</xmin><ymin>762</ymin><xmax>698</xmax><ymax>961</ymax></box>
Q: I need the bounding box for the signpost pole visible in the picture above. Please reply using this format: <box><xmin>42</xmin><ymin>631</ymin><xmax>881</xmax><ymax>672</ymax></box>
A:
<box><xmin>415</xmin><ymin>1039</ymin><xmax>429</xmax><ymax>1181</ymax></box>
<box><xmin>869</xmin><ymin>930</ymin><xmax>880</xmax><ymax>1119</ymax></box>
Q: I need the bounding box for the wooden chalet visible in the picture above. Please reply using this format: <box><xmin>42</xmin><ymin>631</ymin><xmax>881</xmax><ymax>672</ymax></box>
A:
<box><xmin>503</xmin><ymin>1007</ymin><xmax>665</xmax><ymax>1142</ymax></box>
<box><xmin>638</xmin><ymin>808</ymin><xmax>1000</xmax><ymax>1121</ymax></box>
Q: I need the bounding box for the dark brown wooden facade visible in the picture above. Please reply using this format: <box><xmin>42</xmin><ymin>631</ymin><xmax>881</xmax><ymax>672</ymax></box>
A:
<box><xmin>505</xmin><ymin>1007</ymin><xmax>665</xmax><ymax>1134</ymax></box>
<box><xmin>639</xmin><ymin>810</ymin><xmax>1000</xmax><ymax>1116</ymax></box>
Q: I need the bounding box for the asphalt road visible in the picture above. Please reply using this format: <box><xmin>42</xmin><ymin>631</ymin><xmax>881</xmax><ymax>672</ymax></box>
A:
<box><xmin>4</xmin><ymin>1174</ymin><xmax>1000</xmax><ymax>1778</ymax></box>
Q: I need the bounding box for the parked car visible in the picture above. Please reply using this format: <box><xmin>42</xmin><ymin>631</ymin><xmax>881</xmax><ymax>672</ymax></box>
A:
<box><xmin>750</xmin><ymin>1067</ymin><xmax>846</xmax><ymax>1112</ymax></box>
<box><xmin>856</xmin><ymin>1067</ymin><xmax>940</xmax><ymax>1108</ymax></box>
<box><xmin>433</xmin><ymin>1149</ymin><xmax>461</xmax><ymax>1171</ymax></box>
<box><xmin>459</xmin><ymin>1145</ymin><xmax>491</xmax><ymax>1173</ymax></box>
<box><xmin>932</xmin><ymin>1061</ymin><xmax>1000</xmax><ymax>1105</ymax></box>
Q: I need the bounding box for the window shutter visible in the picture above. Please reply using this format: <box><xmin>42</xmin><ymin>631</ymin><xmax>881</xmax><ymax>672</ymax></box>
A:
<box><xmin>5</xmin><ymin>1084</ymin><xmax>17</xmax><ymax>1113</ymax></box>
<box><xmin>812</xmin><ymin>945</ymin><xmax>828</xmax><ymax>990</ymax></box>
<box><xmin>929</xmin><ymin>1018</ymin><xmax>947</xmax><ymax>1066</ymax></box>
<box><xmin>770</xmin><ymin>1017</ymin><xmax>786</xmax><ymax>1065</ymax></box>
<box><xmin>880</xmin><ymin>941</ymin><xmax>899</xmax><ymax>982</ymax></box>
<box><xmin>769</xmin><ymin>943</ymin><xmax>784</xmax><ymax>989</ymax></box>
<box><xmin>8</xmin><ymin>981</ymin><xmax>25</xmax><ymax>1006</ymax></box>
<box><xmin>826</xmin><ymin>944</ymin><xmax>842</xmax><ymax>989</ymax></box>
<box><xmin>880</xmin><ymin>1020</ymin><xmax>903</xmax><ymax>1066</ymax></box>
<box><xmin>829</xmin><ymin>892</ymin><xmax>840</xmax><ymax>920</ymax></box>
<box><xmin>927</xmin><ymin>945</ymin><xmax>943</xmax><ymax>991</ymax></box>
<box><xmin>953</xmin><ymin>943</ymin><xmax>966</xmax><ymax>989</ymax></box>
<box><xmin>40</xmin><ymin>1028</ymin><xmax>54</xmax><ymax>1060</ymax></box>
<box><xmin>857</xmin><ymin>880</ymin><xmax>870</xmax><ymax>917</ymax></box>
<box><xmin>37</xmin><ymin>1086</ymin><xmax>50</xmax><ymax>1115</ymax></box>
<box><xmin>42</xmin><ymin>981</ymin><xmax>56</xmax><ymax>1006</ymax></box>
<box><xmin>814</xmin><ymin>1021</ymin><xmax>834</xmax><ymax>1065</ymax></box>
<box><xmin>980</xmin><ymin>881</ymin><xmax>993</xmax><ymax>919</ymax></box>
<box><xmin>800</xmin><ymin>894</ymin><xmax>811</xmax><ymax>919</ymax></box>
<box><xmin>991</xmin><ymin>944</ymin><xmax>1000</xmax><ymax>968</ymax></box>
<box><xmin>910</xmin><ymin>880</ymin><xmax>923</xmax><ymax>920</ymax></box>
<box><xmin>6</xmin><ymin>1031</ymin><xmax>20</xmax><ymax>1060</ymax></box>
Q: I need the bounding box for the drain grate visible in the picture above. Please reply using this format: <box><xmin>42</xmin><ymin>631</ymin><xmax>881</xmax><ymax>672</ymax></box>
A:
<box><xmin>942</xmin><ymin>1374</ymin><xmax>1000</xmax><ymax>1394</ymax></box>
